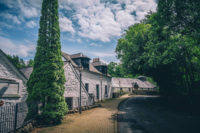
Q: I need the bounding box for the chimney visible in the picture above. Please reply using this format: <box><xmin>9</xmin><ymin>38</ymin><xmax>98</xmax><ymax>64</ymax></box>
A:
<box><xmin>93</xmin><ymin>58</ymin><xmax>100</xmax><ymax>63</ymax></box>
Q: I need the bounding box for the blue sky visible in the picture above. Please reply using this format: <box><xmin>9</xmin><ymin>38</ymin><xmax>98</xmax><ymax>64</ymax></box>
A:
<box><xmin>0</xmin><ymin>0</ymin><xmax>157</xmax><ymax>63</ymax></box>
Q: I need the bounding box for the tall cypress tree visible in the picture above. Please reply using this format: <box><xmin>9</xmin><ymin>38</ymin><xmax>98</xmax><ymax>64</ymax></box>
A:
<box><xmin>27</xmin><ymin>0</ymin><xmax>67</xmax><ymax>124</ymax></box>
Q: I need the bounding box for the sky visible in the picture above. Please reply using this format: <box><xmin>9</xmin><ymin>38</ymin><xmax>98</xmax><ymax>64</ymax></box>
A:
<box><xmin>0</xmin><ymin>0</ymin><xmax>157</xmax><ymax>63</ymax></box>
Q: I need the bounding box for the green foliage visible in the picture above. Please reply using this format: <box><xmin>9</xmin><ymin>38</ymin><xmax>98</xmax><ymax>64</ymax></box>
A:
<box><xmin>27</xmin><ymin>59</ymin><xmax>34</xmax><ymax>67</ymax></box>
<box><xmin>26</xmin><ymin>0</ymin><xmax>67</xmax><ymax>124</ymax></box>
<box><xmin>107</xmin><ymin>62</ymin><xmax>125</xmax><ymax>77</ymax></box>
<box><xmin>7</xmin><ymin>55</ymin><xmax>26</xmax><ymax>69</ymax></box>
<box><xmin>116</xmin><ymin>0</ymin><xmax>200</xmax><ymax>107</ymax></box>
<box><xmin>7</xmin><ymin>54</ymin><xmax>34</xmax><ymax>69</ymax></box>
<box><xmin>116</xmin><ymin>23</ymin><xmax>152</xmax><ymax>75</ymax></box>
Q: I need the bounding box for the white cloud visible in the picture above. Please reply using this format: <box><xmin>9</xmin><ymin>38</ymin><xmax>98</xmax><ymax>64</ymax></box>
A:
<box><xmin>76</xmin><ymin>3</ymin><xmax>121</xmax><ymax>42</ymax></box>
<box><xmin>0</xmin><ymin>28</ymin><xmax>7</xmax><ymax>36</ymax></box>
<box><xmin>117</xmin><ymin>0</ymin><xmax>157</xmax><ymax>22</ymax></box>
<box><xmin>0</xmin><ymin>36</ymin><xmax>35</xmax><ymax>57</ymax></box>
<box><xmin>17</xmin><ymin>0</ymin><xmax>39</xmax><ymax>18</ymax></box>
<box><xmin>0</xmin><ymin>0</ymin><xmax>40</xmax><ymax>19</ymax></box>
<box><xmin>0</xmin><ymin>0</ymin><xmax>157</xmax><ymax>44</ymax></box>
<box><xmin>0</xmin><ymin>13</ymin><xmax>21</xmax><ymax>24</ymax></box>
<box><xmin>59</xmin><ymin>15</ymin><xmax>75</xmax><ymax>33</ymax></box>
<box><xmin>0</xmin><ymin>0</ymin><xmax>16</xmax><ymax>8</ymax></box>
<box><xmin>61</xmin><ymin>0</ymin><xmax>157</xmax><ymax>42</ymax></box>
<box><xmin>26</xmin><ymin>0</ymin><xmax>42</xmax><ymax>9</ymax></box>
<box><xmin>77</xmin><ymin>38</ymin><xmax>82</xmax><ymax>43</ymax></box>
<box><xmin>26</xmin><ymin>21</ymin><xmax>37</xmax><ymax>28</ymax></box>
<box><xmin>90</xmin><ymin>51</ymin><xmax>115</xmax><ymax>57</ymax></box>
<box><xmin>89</xmin><ymin>43</ymin><xmax>102</xmax><ymax>47</ymax></box>
<box><xmin>0</xmin><ymin>22</ymin><xmax>13</xmax><ymax>29</ymax></box>
<box><xmin>116</xmin><ymin>10</ymin><xmax>135</xmax><ymax>29</ymax></box>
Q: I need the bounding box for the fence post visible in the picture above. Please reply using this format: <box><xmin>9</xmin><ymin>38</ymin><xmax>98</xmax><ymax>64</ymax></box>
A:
<box><xmin>14</xmin><ymin>103</ymin><xmax>18</xmax><ymax>130</ymax></box>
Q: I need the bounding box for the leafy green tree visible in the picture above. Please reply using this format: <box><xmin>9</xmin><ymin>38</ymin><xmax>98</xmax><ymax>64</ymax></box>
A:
<box><xmin>108</xmin><ymin>62</ymin><xmax>125</xmax><ymax>77</ymax></box>
<box><xmin>116</xmin><ymin>23</ymin><xmax>151</xmax><ymax>75</ymax></box>
<box><xmin>26</xmin><ymin>0</ymin><xmax>67</xmax><ymax>124</ymax></box>
<box><xmin>116</xmin><ymin>3</ymin><xmax>200</xmax><ymax>109</ymax></box>
<box><xmin>7</xmin><ymin>55</ymin><xmax>26</xmax><ymax>69</ymax></box>
<box><xmin>27</xmin><ymin>59</ymin><xmax>34</xmax><ymax>67</ymax></box>
<box><xmin>158</xmin><ymin>0</ymin><xmax>200</xmax><ymax>38</ymax></box>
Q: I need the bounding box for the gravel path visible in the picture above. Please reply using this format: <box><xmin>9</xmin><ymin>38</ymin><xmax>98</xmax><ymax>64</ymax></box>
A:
<box><xmin>32</xmin><ymin>94</ymin><xmax>130</xmax><ymax>133</ymax></box>
<box><xmin>118</xmin><ymin>95</ymin><xmax>200</xmax><ymax>133</ymax></box>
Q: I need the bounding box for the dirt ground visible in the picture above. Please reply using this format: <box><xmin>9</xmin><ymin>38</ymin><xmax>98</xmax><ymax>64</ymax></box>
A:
<box><xmin>32</xmin><ymin>94</ymin><xmax>130</xmax><ymax>133</ymax></box>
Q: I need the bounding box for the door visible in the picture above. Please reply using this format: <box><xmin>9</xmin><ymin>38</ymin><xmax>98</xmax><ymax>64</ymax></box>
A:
<box><xmin>65</xmin><ymin>97</ymin><xmax>73</xmax><ymax>110</ymax></box>
<box><xmin>96</xmin><ymin>85</ymin><xmax>99</xmax><ymax>100</ymax></box>
<box><xmin>105</xmin><ymin>85</ymin><xmax>108</xmax><ymax>97</ymax></box>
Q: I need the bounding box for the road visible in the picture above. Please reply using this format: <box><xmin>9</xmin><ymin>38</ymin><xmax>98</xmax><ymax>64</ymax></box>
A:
<box><xmin>118</xmin><ymin>95</ymin><xmax>200</xmax><ymax>133</ymax></box>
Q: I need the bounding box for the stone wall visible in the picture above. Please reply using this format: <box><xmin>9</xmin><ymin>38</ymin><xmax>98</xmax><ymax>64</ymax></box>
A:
<box><xmin>64</xmin><ymin>62</ymin><xmax>93</xmax><ymax>109</ymax></box>
<box><xmin>112</xmin><ymin>87</ymin><xmax>133</xmax><ymax>93</ymax></box>
<box><xmin>0</xmin><ymin>52</ymin><xmax>27</xmax><ymax>105</ymax></box>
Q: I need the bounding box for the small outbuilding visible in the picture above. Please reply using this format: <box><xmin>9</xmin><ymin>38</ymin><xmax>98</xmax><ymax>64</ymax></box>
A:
<box><xmin>112</xmin><ymin>77</ymin><xmax>156</xmax><ymax>93</ymax></box>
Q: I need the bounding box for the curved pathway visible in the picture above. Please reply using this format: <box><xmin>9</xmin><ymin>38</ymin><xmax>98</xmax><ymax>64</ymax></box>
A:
<box><xmin>32</xmin><ymin>95</ymin><xmax>130</xmax><ymax>133</ymax></box>
<box><xmin>118</xmin><ymin>95</ymin><xmax>200</xmax><ymax>133</ymax></box>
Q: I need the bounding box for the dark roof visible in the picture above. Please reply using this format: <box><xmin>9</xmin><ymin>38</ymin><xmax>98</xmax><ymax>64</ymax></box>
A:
<box><xmin>62</xmin><ymin>52</ymin><xmax>78</xmax><ymax>67</ymax></box>
<box><xmin>20</xmin><ymin>67</ymin><xmax>33</xmax><ymax>79</ymax></box>
<box><xmin>89</xmin><ymin>63</ymin><xmax>102</xmax><ymax>74</ymax></box>
<box><xmin>112</xmin><ymin>77</ymin><xmax>156</xmax><ymax>89</ymax></box>
<box><xmin>0</xmin><ymin>49</ymin><xmax>27</xmax><ymax>82</ymax></box>
<box><xmin>137</xmin><ymin>76</ymin><xmax>147</xmax><ymax>81</ymax></box>
<box><xmin>70</xmin><ymin>53</ymin><xmax>90</xmax><ymax>59</ymax></box>
<box><xmin>92</xmin><ymin>61</ymin><xmax>107</xmax><ymax>67</ymax></box>
<box><xmin>62</xmin><ymin>51</ymin><xmax>104</xmax><ymax>75</ymax></box>
<box><xmin>20</xmin><ymin>52</ymin><xmax>109</xmax><ymax>79</ymax></box>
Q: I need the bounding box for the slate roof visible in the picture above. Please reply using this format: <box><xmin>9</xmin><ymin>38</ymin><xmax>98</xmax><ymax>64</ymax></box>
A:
<box><xmin>21</xmin><ymin>52</ymin><xmax>105</xmax><ymax>79</ymax></box>
<box><xmin>62</xmin><ymin>52</ymin><xmax>103</xmax><ymax>75</ymax></box>
<box><xmin>0</xmin><ymin>49</ymin><xmax>27</xmax><ymax>82</ymax></box>
<box><xmin>62</xmin><ymin>52</ymin><xmax>78</xmax><ymax>67</ymax></box>
<box><xmin>112</xmin><ymin>77</ymin><xmax>156</xmax><ymax>89</ymax></box>
<box><xmin>20</xmin><ymin>67</ymin><xmax>33</xmax><ymax>79</ymax></box>
<box><xmin>89</xmin><ymin>63</ymin><xmax>102</xmax><ymax>74</ymax></box>
<box><xmin>92</xmin><ymin>61</ymin><xmax>107</xmax><ymax>67</ymax></box>
<box><xmin>70</xmin><ymin>53</ymin><xmax>90</xmax><ymax>59</ymax></box>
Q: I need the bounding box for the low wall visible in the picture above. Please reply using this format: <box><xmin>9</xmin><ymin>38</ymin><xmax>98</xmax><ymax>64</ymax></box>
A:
<box><xmin>132</xmin><ymin>90</ymin><xmax>159</xmax><ymax>95</ymax></box>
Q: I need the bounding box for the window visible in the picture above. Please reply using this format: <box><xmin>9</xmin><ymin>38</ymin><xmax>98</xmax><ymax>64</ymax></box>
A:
<box><xmin>0</xmin><ymin>80</ymin><xmax>20</xmax><ymax>98</ymax></box>
<box><xmin>129</xmin><ymin>88</ymin><xmax>131</xmax><ymax>92</ymax></box>
<box><xmin>85</xmin><ymin>83</ymin><xmax>89</xmax><ymax>92</ymax></box>
<box><xmin>105</xmin><ymin>85</ymin><xmax>108</xmax><ymax>97</ymax></box>
<box><xmin>120</xmin><ymin>88</ymin><xmax>123</xmax><ymax>91</ymax></box>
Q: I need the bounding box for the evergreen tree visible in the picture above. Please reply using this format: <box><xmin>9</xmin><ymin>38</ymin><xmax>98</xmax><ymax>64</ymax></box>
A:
<box><xmin>26</xmin><ymin>0</ymin><xmax>67</xmax><ymax>124</ymax></box>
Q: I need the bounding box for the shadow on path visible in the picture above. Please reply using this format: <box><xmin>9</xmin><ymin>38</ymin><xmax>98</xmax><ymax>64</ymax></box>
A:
<box><xmin>118</xmin><ymin>95</ymin><xmax>200</xmax><ymax>133</ymax></box>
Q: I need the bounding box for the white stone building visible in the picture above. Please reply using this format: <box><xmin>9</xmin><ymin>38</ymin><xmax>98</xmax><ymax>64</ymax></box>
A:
<box><xmin>1</xmin><ymin>49</ymin><xmax>156</xmax><ymax>109</ymax></box>
<box><xmin>0</xmin><ymin>49</ymin><xmax>27</xmax><ymax>106</ymax></box>
<box><xmin>21</xmin><ymin>52</ymin><xmax>112</xmax><ymax>110</ymax></box>
<box><xmin>58</xmin><ymin>52</ymin><xmax>112</xmax><ymax>109</ymax></box>
<box><xmin>112</xmin><ymin>76</ymin><xmax>156</xmax><ymax>93</ymax></box>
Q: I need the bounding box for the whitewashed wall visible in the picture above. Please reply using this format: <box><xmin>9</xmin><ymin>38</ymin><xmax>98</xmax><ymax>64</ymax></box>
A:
<box><xmin>82</xmin><ymin>70</ymin><xmax>112</xmax><ymax>101</ymax></box>
<box><xmin>64</xmin><ymin>62</ymin><xmax>93</xmax><ymax>109</ymax></box>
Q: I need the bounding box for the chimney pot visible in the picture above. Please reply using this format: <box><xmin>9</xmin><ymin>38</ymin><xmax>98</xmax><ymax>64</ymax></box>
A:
<box><xmin>93</xmin><ymin>58</ymin><xmax>100</xmax><ymax>63</ymax></box>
